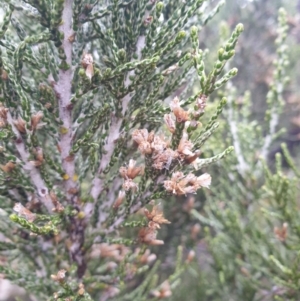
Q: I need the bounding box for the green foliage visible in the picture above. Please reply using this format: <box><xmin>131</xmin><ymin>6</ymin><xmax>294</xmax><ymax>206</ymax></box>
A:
<box><xmin>0</xmin><ymin>0</ymin><xmax>298</xmax><ymax>300</ymax></box>
<box><xmin>0</xmin><ymin>0</ymin><xmax>242</xmax><ymax>300</ymax></box>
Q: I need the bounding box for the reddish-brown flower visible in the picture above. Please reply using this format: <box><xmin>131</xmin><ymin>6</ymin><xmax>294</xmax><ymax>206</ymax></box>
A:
<box><xmin>122</xmin><ymin>179</ymin><xmax>138</xmax><ymax>192</ymax></box>
<box><xmin>113</xmin><ymin>190</ymin><xmax>126</xmax><ymax>209</ymax></box>
<box><xmin>274</xmin><ymin>222</ymin><xmax>288</xmax><ymax>242</ymax></box>
<box><xmin>144</xmin><ymin>204</ymin><xmax>170</xmax><ymax>228</ymax></box>
<box><xmin>132</xmin><ymin>129</ymin><xmax>153</xmax><ymax>155</ymax></box>
<box><xmin>151</xmin><ymin>280</ymin><xmax>172</xmax><ymax>298</ymax></box>
<box><xmin>164</xmin><ymin>172</ymin><xmax>211</xmax><ymax>195</ymax></box>
<box><xmin>151</xmin><ymin>135</ymin><xmax>169</xmax><ymax>153</ymax></box>
<box><xmin>90</xmin><ymin>243</ymin><xmax>129</xmax><ymax>261</ymax></box>
<box><xmin>170</xmin><ymin>96</ymin><xmax>189</xmax><ymax>123</ymax></box>
<box><xmin>29</xmin><ymin>147</ymin><xmax>44</xmax><ymax>167</ymax></box>
<box><xmin>0</xmin><ymin>105</ymin><xmax>8</xmax><ymax>126</ymax></box>
<box><xmin>137</xmin><ymin>248</ymin><xmax>157</xmax><ymax>264</ymax></box>
<box><xmin>13</xmin><ymin>117</ymin><xmax>26</xmax><ymax>133</ymax></box>
<box><xmin>50</xmin><ymin>191</ymin><xmax>64</xmax><ymax>213</ymax></box>
<box><xmin>31</xmin><ymin>111</ymin><xmax>44</xmax><ymax>131</ymax></box>
<box><xmin>152</xmin><ymin>148</ymin><xmax>178</xmax><ymax>170</ymax></box>
<box><xmin>81</xmin><ymin>52</ymin><xmax>94</xmax><ymax>80</ymax></box>
<box><xmin>138</xmin><ymin>226</ymin><xmax>164</xmax><ymax>245</ymax></box>
<box><xmin>0</xmin><ymin>161</ymin><xmax>16</xmax><ymax>173</ymax></box>
<box><xmin>51</xmin><ymin>269</ymin><xmax>66</xmax><ymax>283</ymax></box>
<box><xmin>164</xmin><ymin>114</ymin><xmax>176</xmax><ymax>133</ymax></box>
<box><xmin>119</xmin><ymin>159</ymin><xmax>143</xmax><ymax>179</ymax></box>
<box><xmin>177</xmin><ymin>132</ymin><xmax>194</xmax><ymax>158</ymax></box>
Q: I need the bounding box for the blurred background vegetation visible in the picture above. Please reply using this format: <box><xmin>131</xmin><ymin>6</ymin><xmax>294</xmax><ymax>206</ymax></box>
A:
<box><xmin>161</xmin><ymin>1</ymin><xmax>300</xmax><ymax>300</ymax></box>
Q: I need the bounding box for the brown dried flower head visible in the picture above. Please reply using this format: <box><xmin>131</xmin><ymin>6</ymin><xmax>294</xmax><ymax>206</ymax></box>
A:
<box><xmin>81</xmin><ymin>53</ymin><xmax>94</xmax><ymax>80</ymax></box>
<box><xmin>138</xmin><ymin>249</ymin><xmax>157</xmax><ymax>264</ymax></box>
<box><xmin>152</xmin><ymin>147</ymin><xmax>178</xmax><ymax>170</ymax></box>
<box><xmin>274</xmin><ymin>222</ymin><xmax>288</xmax><ymax>242</ymax></box>
<box><xmin>170</xmin><ymin>96</ymin><xmax>189</xmax><ymax>123</ymax></box>
<box><xmin>151</xmin><ymin>135</ymin><xmax>169</xmax><ymax>153</ymax></box>
<box><xmin>29</xmin><ymin>147</ymin><xmax>44</xmax><ymax>167</ymax></box>
<box><xmin>177</xmin><ymin>131</ymin><xmax>194</xmax><ymax>158</ymax></box>
<box><xmin>1</xmin><ymin>69</ymin><xmax>8</xmax><ymax>81</ymax></box>
<box><xmin>122</xmin><ymin>179</ymin><xmax>138</xmax><ymax>192</ymax></box>
<box><xmin>68</xmin><ymin>33</ymin><xmax>76</xmax><ymax>43</ymax></box>
<box><xmin>0</xmin><ymin>120</ymin><xmax>6</xmax><ymax>128</ymax></box>
<box><xmin>34</xmin><ymin>147</ymin><xmax>44</xmax><ymax>163</ymax></box>
<box><xmin>120</xmin><ymin>160</ymin><xmax>143</xmax><ymax>192</ymax></box>
<box><xmin>151</xmin><ymin>280</ymin><xmax>172</xmax><ymax>298</ymax></box>
<box><xmin>85</xmin><ymin>64</ymin><xmax>94</xmax><ymax>80</ymax></box>
<box><xmin>113</xmin><ymin>190</ymin><xmax>126</xmax><ymax>209</ymax></box>
<box><xmin>144</xmin><ymin>204</ymin><xmax>170</xmax><ymax>228</ymax></box>
<box><xmin>13</xmin><ymin>117</ymin><xmax>26</xmax><ymax>133</ymax></box>
<box><xmin>144</xmin><ymin>16</ymin><xmax>153</xmax><ymax>25</ymax></box>
<box><xmin>164</xmin><ymin>171</ymin><xmax>211</xmax><ymax>195</ymax></box>
<box><xmin>50</xmin><ymin>190</ymin><xmax>65</xmax><ymax>213</ymax></box>
<box><xmin>13</xmin><ymin>203</ymin><xmax>36</xmax><ymax>222</ymax></box>
<box><xmin>164</xmin><ymin>114</ymin><xmax>176</xmax><ymax>133</ymax></box>
<box><xmin>186</xmin><ymin>250</ymin><xmax>195</xmax><ymax>263</ymax></box>
<box><xmin>31</xmin><ymin>111</ymin><xmax>44</xmax><ymax>131</ymax></box>
<box><xmin>191</xmin><ymin>223</ymin><xmax>201</xmax><ymax>240</ymax></box>
<box><xmin>25</xmin><ymin>195</ymin><xmax>41</xmax><ymax>211</ymax></box>
<box><xmin>81</xmin><ymin>52</ymin><xmax>93</xmax><ymax>68</ymax></box>
<box><xmin>0</xmin><ymin>161</ymin><xmax>16</xmax><ymax>173</ymax></box>
<box><xmin>138</xmin><ymin>227</ymin><xmax>164</xmax><ymax>245</ymax></box>
<box><xmin>95</xmin><ymin>243</ymin><xmax>129</xmax><ymax>261</ymax></box>
<box><xmin>78</xmin><ymin>283</ymin><xmax>85</xmax><ymax>295</ymax></box>
<box><xmin>29</xmin><ymin>160</ymin><xmax>43</xmax><ymax>167</ymax></box>
<box><xmin>0</xmin><ymin>105</ymin><xmax>8</xmax><ymax>121</ymax></box>
<box><xmin>132</xmin><ymin>129</ymin><xmax>153</xmax><ymax>155</ymax></box>
<box><xmin>196</xmin><ymin>94</ymin><xmax>207</xmax><ymax>112</ymax></box>
<box><xmin>119</xmin><ymin>159</ymin><xmax>143</xmax><ymax>179</ymax></box>
<box><xmin>51</xmin><ymin>269</ymin><xmax>66</xmax><ymax>283</ymax></box>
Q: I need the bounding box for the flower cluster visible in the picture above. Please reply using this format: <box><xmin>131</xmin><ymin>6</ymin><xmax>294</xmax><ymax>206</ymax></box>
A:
<box><xmin>131</xmin><ymin>96</ymin><xmax>211</xmax><ymax>197</ymax></box>
<box><xmin>119</xmin><ymin>159</ymin><xmax>143</xmax><ymax>191</ymax></box>
<box><xmin>144</xmin><ymin>204</ymin><xmax>171</xmax><ymax>228</ymax></box>
<box><xmin>164</xmin><ymin>96</ymin><xmax>203</xmax><ymax>132</ymax></box>
<box><xmin>164</xmin><ymin>171</ymin><xmax>211</xmax><ymax>195</ymax></box>
<box><xmin>138</xmin><ymin>204</ymin><xmax>170</xmax><ymax>245</ymax></box>
<box><xmin>132</xmin><ymin>128</ymin><xmax>196</xmax><ymax>171</ymax></box>
<box><xmin>132</xmin><ymin>99</ymin><xmax>194</xmax><ymax>168</ymax></box>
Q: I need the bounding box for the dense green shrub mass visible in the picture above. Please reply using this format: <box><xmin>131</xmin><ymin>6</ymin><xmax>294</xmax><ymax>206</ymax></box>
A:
<box><xmin>0</xmin><ymin>0</ymin><xmax>299</xmax><ymax>300</ymax></box>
